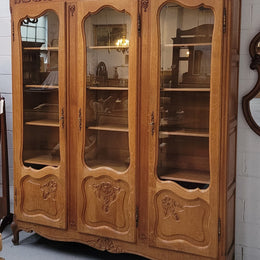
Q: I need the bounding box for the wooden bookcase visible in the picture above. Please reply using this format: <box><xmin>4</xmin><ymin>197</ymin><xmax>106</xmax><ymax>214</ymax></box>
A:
<box><xmin>10</xmin><ymin>0</ymin><xmax>240</xmax><ymax>259</ymax></box>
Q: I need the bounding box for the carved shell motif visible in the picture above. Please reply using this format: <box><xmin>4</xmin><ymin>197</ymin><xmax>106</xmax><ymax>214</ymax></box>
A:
<box><xmin>40</xmin><ymin>180</ymin><xmax>57</xmax><ymax>201</ymax></box>
<box><xmin>93</xmin><ymin>182</ymin><xmax>120</xmax><ymax>213</ymax></box>
<box><xmin>161</xmin><ymin>196</ymin><xmax>184</xmax><ymax>221</ymax></box>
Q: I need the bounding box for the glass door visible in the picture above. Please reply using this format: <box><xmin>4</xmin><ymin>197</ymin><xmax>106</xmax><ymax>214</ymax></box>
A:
<box><xmin>76</xmin><ymin>0</ymin><xmax>138</xmax><ymax>242</ymax></box>
<box><xmin>12</xmin><ymin>3</ymin><xmax>67</xmax><ymax>229</ymax></box>
<box><xmin>147</xmin><ymin>0</ymin><xmax>223</xmax><ymax>257</ymax></box>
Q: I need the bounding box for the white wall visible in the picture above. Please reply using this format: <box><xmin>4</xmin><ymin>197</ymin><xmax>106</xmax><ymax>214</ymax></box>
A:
<box><xmin>236</xmin><ymin>0</ymin><xmax>260</xmax><ymax>259</ymax></box>
<box><xmin>1</xmin><ymin>0</ymin><xmax>260</xmax><ymax>258</ymax></box>
<box><xmin>0</xmin><ymin>1</ymin><xmax>13</xmax><ymax>187</ymax></box>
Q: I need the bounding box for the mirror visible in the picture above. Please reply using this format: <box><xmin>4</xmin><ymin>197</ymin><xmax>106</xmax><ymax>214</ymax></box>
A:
<box><xmin>242</xmin><ymin>32</ymin><xmax>260</xmax><ymax>135</ymax></box>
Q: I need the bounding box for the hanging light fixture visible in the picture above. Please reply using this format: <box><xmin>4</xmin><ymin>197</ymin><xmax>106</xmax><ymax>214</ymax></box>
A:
<box><xmin>116</xmin><ymin>36</ymin><xmax>129</xmax><ymax>53</ymax></box>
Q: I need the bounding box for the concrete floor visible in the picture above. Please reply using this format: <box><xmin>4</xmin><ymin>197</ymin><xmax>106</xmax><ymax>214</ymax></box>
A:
<box><xmin>1</xmin><ymin>225</ymin><xmax>147</xmax><ymax>260</ymax></box>
<box><xmin>0</xmin><ymin>187</ymin><xmax>147</xmax><ymax>260</ymax></box>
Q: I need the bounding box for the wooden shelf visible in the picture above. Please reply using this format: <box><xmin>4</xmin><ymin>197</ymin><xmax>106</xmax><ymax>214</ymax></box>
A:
<box><xmin>87</xmin><ymin>86</ymin><xmax>128</xmax><ymax>90</ymax></box>
<box><xmin>165</xmin><ymin>43</ymin><xmax>212</xmax><ymax>47</ymax></box>
<box><xmin>88</xmin><ymin>124</ymin><xmax>128</xmax><ymax>132</ymax></box>
<box><xmin>87</xmin><ymin>159</ymin><xmax>129</xmax><ymax>171</ymax></box>
<box><xmin>88</xmin><ymin>46</ymin><xmax>128</xmax><ymax>50</ymax></box>
<box><xmin>159</xmin><ymin>169</ymin><xmax>210</xmax><ymax>184</ymax></box>
<box><xmin>25</xmin><ymin>85</ymin><xmax>59</xmax><ymax>89</ymax></box>
<box><xmin>23</xmin><ymin>47</ymin><xmax>59</xmax><ymax>51</ymax></box>
<box><xmin>25</xmin><ymin>119</ymin><xmax>59</xmax><ymax>127</ymax></box>
<box><xmin>24</xmin><ymin>154</ymin><xmax>60</xmax><ymax>167</ymax></box>
<box><xmin>162</xmin><ymin>87</ymin><xmax>210</xmax><ymax>92</ymax></box>
<box><xmin>160</xmin><ymin>129</ymin><xmax>209</xmax><ymax>138</ymax></box>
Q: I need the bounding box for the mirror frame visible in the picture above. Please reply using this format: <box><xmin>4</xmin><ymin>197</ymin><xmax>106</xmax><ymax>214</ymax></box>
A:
<box><xmin>242</xmin><ymin>32</ymin><xmax>260</xmax><ymax>135</ymax></box>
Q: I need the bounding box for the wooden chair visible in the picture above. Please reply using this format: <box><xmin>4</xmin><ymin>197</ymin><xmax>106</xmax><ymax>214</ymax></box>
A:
<box><xmin>0</xmin><ymin>97</ymin><xmax>13</xmax><ymax>232</ymax></box>
<box><xmin>171</xmin><ymin>24</ymin><xmax>213</xmax><ymax>87</ymax></box>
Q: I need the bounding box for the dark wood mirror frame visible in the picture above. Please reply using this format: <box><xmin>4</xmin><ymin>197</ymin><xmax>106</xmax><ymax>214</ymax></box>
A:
<box><xmin>242</xmin><ymin>32</ymin><xmax>260</xmax><ymax>135</ymax></box>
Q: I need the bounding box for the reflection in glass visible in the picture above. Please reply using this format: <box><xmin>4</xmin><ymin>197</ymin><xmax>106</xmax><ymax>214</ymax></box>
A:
<box><xmin>158</xmin><ymin>4</ymin><xmax>214</xmax><ymax>189</ymax></box>
<box><xmin>250</xmin><ymin>96</ymin><xmax>260</xmax><ymax>126</ymax></box>
<box><xmin>21</xmin><ymin>11</ymin><xmax>60</xmax><ymax>169</ymax></box>
<box><xmin>84</xmin><ymin>8</ymin><xmax>131</xmax><ymax>171</ymax></box>
<box><xmin>256</xmin><ymin>41</ymin><xmax>260</xmax><ymax>55</ymax></box>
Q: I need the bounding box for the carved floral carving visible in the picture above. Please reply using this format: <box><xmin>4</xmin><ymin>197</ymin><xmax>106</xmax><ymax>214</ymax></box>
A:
<box><xmin>93</xmin><ymin>182</ymin><xmax>120</xmax><ymax>213</ymax></box>
<box><xmin>40</xmin><ymin>180</ymin><xmax>57</xmax><ymax>201</ymax></box>
<box><xmin>161</xmin><ymin>196</ymin><xmax>184</xmax><ymax>221</ymax></box>
<box><xmin>141</xmin><ymin>0</ymin><xmax>149</xmax><ymax>12</ymax></box>
<box><xmin>69</xmin><ymin>5</ymin><xmax>76</xmax><ymax>16</ymax></box>
<box><xmin>15</xmin><ymin>0</ymin><xmax>51</xmax><ymax>4</ymax></box>
<box><xmin>86</xmin><ymin>237</ymin><xmax>123</xmax><ymax>253</ymax></box>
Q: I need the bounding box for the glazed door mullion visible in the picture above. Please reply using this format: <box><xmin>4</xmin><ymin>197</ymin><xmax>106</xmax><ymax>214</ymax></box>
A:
<box><xmin>146</xmin><ymin>0</ymin><xmax>223</xmax><ymax>257</ymax></box>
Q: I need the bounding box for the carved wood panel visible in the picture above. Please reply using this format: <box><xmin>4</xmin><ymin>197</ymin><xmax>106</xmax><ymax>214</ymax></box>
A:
<box><xmin>81</xmin><ymin>176</ymin><xmax>130</xmax><ymax>232</ymax></box>
<box><xmin>20</xmin><ymin>176</ymin><xmax>63</xmax><ymax>220</ymax></box>
<box><xmin>152</xmin><ymin>190</ymin><xmax>210</xmax><ymax>247</ymax></box>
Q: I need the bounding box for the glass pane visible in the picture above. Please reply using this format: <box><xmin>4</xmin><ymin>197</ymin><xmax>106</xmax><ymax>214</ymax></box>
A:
<box><xmin>21</xmin><ymin>11</ymin><xmax>60</xmax><ymax>169</ymax></box>
<box><xmin>84</xmin><ymin>7</ymin><xmax>131</xmax><ymax>171</ymax></box>
<box><xmin>250</xmin><ymin>97</ymin><xmax>260</xmax><ymax>126</ymax></box>
<box><xmin>158</xmin><ymin>4</ymin><xmax>214</xmax><ymax>189</ymax></box>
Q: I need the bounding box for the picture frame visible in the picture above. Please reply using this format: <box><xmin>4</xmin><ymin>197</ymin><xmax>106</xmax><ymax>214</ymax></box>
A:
<box><xmin>93</xmin><ymin>24</ymin><xmax>127</xmax><ymax>46</ymax></box>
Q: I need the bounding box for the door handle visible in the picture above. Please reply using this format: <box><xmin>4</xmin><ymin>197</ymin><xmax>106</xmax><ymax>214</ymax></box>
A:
<box><xmin>60</xmin><ymin>108</ymin><xmax>64</xmax><ymax>129</ymax></box>
<box><xmin>150</xmin><ymin>111</ymin><xmax>155</xmax><ymax>136</ymax></box>
<box><xmin>78</xmin><ymin>108</ymin><xmax>82</xmax><ymax>131</ymax></box>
